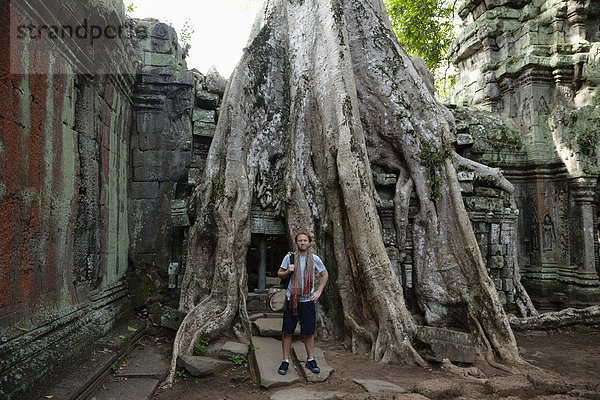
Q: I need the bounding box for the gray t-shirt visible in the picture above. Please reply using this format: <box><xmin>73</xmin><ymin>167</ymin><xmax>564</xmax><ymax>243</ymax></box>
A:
<box><xmin>281</xmin><ymin>253</ymin><xmax>326</xmax><ymax>302</ymax></box>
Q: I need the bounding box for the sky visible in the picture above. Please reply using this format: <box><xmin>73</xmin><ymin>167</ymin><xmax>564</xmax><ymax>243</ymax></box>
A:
<box><xmin>129</xmin><ymin>0</ymin><xmax>262</xmax><ymax>77</ymax></box>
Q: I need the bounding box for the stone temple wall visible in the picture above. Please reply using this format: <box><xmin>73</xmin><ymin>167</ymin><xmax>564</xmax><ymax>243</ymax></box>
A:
<box><xmin>0</xmin><ymin>0</ymin><xmax>224</xmax><ymax>394</ymax></box>
<box><xmin>450</xmin><ymin>0</ymin><xmax>600</xmax><ymax>309</ymax></box>
<box><xmin>129</xmin><ymin>19</ymin><xmax>194</xmax><ymax>278</ymax></box>
<box><xmin>0</xmin><ymin>1</ymin><xmax>135</xmax><ymax>398</ymax></box>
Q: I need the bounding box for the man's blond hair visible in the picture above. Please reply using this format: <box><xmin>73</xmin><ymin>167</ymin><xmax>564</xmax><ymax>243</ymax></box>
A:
<box><xmin>295</xmin><ymin>230</ymin><xmax>312</xmax><ymax>243</ymax></box>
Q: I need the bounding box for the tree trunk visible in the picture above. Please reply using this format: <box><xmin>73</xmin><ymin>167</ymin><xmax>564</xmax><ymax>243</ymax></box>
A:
<box><xmin>165</xmin><ymin>0</ymin><xmax>528</xmax><ymax>384</ymax></box>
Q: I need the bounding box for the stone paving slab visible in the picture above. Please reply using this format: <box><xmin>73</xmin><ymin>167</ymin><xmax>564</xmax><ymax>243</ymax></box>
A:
<box><xmin>43</xmin><ymin>318</ymin><xmax>146</xmax><ymax>400</ymax></box>
<box><xmin>352</xmin><ymin>379</ymin><xmax>408</xmax><ymax>393</ymax></box>
<box><xmin>116</xmin><ymin>345</ymin><xmax>169</xmax><ymax>379</ymax></box>
<box><xmin>413</xmin><ymin>378</ymin><xmax>463</xmax><ymax>399</ymax></box>
<box><xmin>253</xmin><ymin>318</ymin><xmax>299</xmax><ymax>337</ymax></box>
<box><xmin>292</xmin><ymin>342</ymin><xmax>333</xmax><ymax>382</ymax></box>
<box><xmin>251</xmin><ymin>336</ymin><xmax>300</xmax><ymax>388</ymax></box>
<box><xmin>484</xmin><ymin>375</ymin><xmax>535</xmax><ymax>398</ymax></box>
<box><xmin>91</xmin><ymin>377</ymin><xmax>159</xmax><ymax>400</ymax></box>
<box><xmin>177</xmin><ymin>355</ymin><xmax>231</xmax><ymax>377</ymax></box>
<box><xmin>270</xmin><ymin>388</ymin><xmax>349</xmax><ymax>400</ymax></box>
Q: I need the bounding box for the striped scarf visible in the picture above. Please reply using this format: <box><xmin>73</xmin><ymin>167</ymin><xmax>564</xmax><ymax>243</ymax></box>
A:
<box><xmin>290</xmin><ymin>251</ymin><xmax>313</xmax><ymax>315</ymax></box>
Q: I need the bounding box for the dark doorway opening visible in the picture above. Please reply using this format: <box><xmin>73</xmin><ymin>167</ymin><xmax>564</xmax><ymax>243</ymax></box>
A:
<box><xmin>247</xmin><ymin>234</ymin><xmax>288</xmax><ymax>292</ymax></box>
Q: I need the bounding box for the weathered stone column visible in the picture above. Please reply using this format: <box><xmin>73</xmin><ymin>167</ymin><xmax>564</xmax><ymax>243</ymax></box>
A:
<box><xmin>570</xmin><ymin>176</ymin><xmax>600</xmax><ymax>285</ymax></box>
<box><xmin>258</xmin><ymin>236</ymin><xmax>267</xmax><ymax>291</ymax></box>
<box><xmin>567</xmin><ymin>0</ymin><xmax>588</xmax><ymax>43</ymax></box>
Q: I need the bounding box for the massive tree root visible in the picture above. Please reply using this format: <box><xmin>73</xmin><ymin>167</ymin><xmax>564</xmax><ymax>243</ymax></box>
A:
<box><xmin>509</xmin><ymin>305</ymin><xmax>600</xmax><ymax>331</ymax></box>
<box><xmin>165</xmin><ymin>0</ymin><xmax>532</xmax><ymax>384</ymax></box>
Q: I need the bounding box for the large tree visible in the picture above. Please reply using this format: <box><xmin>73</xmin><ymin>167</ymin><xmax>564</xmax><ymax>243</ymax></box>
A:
<box><xmin>165</xmin><ymin>0</ymin><xmax>529</xmax><ymax>383</ymax></box>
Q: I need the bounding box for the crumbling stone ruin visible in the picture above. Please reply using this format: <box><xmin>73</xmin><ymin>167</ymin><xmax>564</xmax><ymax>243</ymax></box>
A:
<box><xmin>450</xmin><ymin>0</ymin><xmax>600</xmax><ymax>309</ymax></box>
<box><xmin>0</xmin><ymin>0</ymin><xmax>599</xmax><ymax>398</ymax></box>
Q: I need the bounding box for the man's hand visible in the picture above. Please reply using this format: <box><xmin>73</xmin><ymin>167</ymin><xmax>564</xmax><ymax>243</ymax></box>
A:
<box><xmin>288</xmin><ymin>263</ymin><xmax>295</xmax><ymax>272</ymax></box>
<box><xmin>310</xmin><ymin>290</ymin><xmax>322</xmax><ymax>301</ymax></box>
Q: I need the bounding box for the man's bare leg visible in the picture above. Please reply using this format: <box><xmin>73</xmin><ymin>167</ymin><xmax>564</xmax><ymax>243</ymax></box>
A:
<box><xmin>282</xmin><ymin>332</ymin><xmax>293</xmax><ymax>360</ymax></box>
<box><xmin>304</xmin><ymin>334</ymin><xmax>314</xmax><ymax>360</ymax></box>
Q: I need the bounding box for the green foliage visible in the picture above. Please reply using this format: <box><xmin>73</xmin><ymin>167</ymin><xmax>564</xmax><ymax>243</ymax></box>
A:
<box><xmin>229</xmin><ymin>354</ymin><xmax>247</xmax><ymax>366</ymax></box>
<box><xmin>193</xmin><ymin>337</ymin><xmax>211</xmax><ymax>356</ymax></box>
<box><xmin>179</xmin><ymin>18</ymin><xmax>195</xmax><ymax>58</ymax></box>
<box><xmin>417</xmin><ymin>137</ymin><xmax>449</xmax><ymax>202</ymax></box>
<box><xmin>384</xmin><ymin>0</ymin><xmax>460</xmax><ymax>98</ymax></box>
<box><xmin>577</xmin><ymin>130</ymin><xmax>597</xmax><ymax>156</ymax></box>
<box><xmin>384</xmin><ymin>0</ymin><xmax>456</xmax><ymax>72</ymax></box>
<box><xmin>125</xmin><ymin>2</ymin><xmax>136</xmax><ymax>17</ymax></box>
<box><xmin>210</xmin><ymin>178</ymin><xmax>225</xmax><ymax>204</ymax></box>
<box><xmin>176</xmin><ymin>369</ymin><xmax>187</xmax><ymax>379</ymax></box>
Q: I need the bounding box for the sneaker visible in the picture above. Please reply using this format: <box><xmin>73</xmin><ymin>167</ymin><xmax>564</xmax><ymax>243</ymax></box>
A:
<box><xmin>305</xmin><ymin>359</ymin><xmax>320</xmax><ymax>373</ymax></box>
<box><xmin>277</xmin><ymin>361</ymin><xmax>289</xmax><ymax>375</ymax></box>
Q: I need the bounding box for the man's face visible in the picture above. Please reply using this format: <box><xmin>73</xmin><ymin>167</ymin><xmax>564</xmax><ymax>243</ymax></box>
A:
<box><xmin>296</xmin><ymin>234</ymin><xmax>310</xmax><ymax>252</ymax></box>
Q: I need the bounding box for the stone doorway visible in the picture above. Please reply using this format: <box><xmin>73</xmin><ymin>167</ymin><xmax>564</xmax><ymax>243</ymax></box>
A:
<box><xmin>247</xmin><ymin>234</ymin><xmax>288</xmax><ymax>292</ymax></box>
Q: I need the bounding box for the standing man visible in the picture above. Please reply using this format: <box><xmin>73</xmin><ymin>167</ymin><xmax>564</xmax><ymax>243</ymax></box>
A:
<box><xmin>277</xmin><ymin>231</ymin><xmax>328</xmax><ymax>375</ymax></box>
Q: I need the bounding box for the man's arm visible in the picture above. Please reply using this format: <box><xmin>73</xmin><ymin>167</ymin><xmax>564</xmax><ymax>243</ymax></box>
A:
<box><xmin>277</xmin><ymin>267</ymin><xmax>293</xmax><ymax>279</ymax></box>
<box><xmin>277</xmin><ymin>254</ymin><xmax>295</xmax><ymax>279</ymax></box>
<box><xmin>310</xmin><ymin>269</ymin><xmax>328</xmax><ymax>301</ymax></box>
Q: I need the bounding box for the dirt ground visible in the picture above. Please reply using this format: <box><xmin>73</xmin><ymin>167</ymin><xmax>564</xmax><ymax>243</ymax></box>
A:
<box><xmin>151</xmin><ymin>325</ymin><xmax>600</xmax><ymax>400</ymax></box>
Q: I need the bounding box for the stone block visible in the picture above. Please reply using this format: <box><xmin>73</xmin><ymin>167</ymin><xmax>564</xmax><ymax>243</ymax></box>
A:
<box><xmin>192</xmin><ymin>109</ymin><xmax>216</xmax><ymax>124</ymax></box>
<box><xmin>490</xmin><ymin>223</ymin><xmax>500</xmax><ymax>242</ymax></box>
<box><xmin>416</xmin><ymin>326</ymin><xmax>476</xmax><ymax>363</ymax></box>
<box><xmin>484</xmin><ymin>375</ymin><xmax>535</xmax><ymax>398</ymax></box>
<box><xmin>143</xmin><ymin>52</ymin><xmax>177</xmax><ymax>67</ymax></box>
<box><xmin>133</xmin><ymin>164</ymin><xmax>164</xmax><ymax>182</ymax></box>
<box><xmin>253</xmin><ymin>318</ymin><xmax>299</xmax><ymax>337</ymax></box>
<box><xmin>131</xmin><ymin>182</ymin><xmax>159</xmax><ymax>199</ymax></box>
<box><xmin>219</xmin><ymin>342</ymin><xmax>249</xmax><ymax>360</ymax></box>
<box><xmin>196</xmin><ymin>90</ymin><xmax>220</xmax><ymax>109</ymax></box>
<box><xmin>413</xmin><ymin>378</ymin><xmax>463</xmax><ymax>399</ymax></box>
<box><xmin>194</xmin><ymin>122</ymin><xmax>216</xmax><ymax>137</ymax></box>
<box><xmin>455</xmin><ymin>133</ymin><xmax>474</xmax><ymax>146</ymax></box>
<box><xmin>205</xmin><ymin>66</ymin><xmax>227</xmax><ymax>94</ymax></box>
<box><xmin>270</xmin><ymin>389</ymin><xmax>349</xmax><ymax>400</ymax></box>
<box><xmin>132</xmin><ymin>149</ymin><xmax>163</xmax><ymax>168</ymax></box>
<box><xmin>176</xmin><ymin>355</ymin><xmax>231</xmax><ymax>377</ymax></box>
<box><xmin>247</xmin><ymin>299</ymin><xmax>260</xmax><ymax>312</ymax></box>
<box><xmin>501</xmin><ymin>228</ymin><xmax>513</xmax><ymax>244</ymax></box>
<box><xmin>138</xmin><ymin>132</ymin><xmax>162</xmax><ymax>151</ymax></box>
<box><xmin>115</xmin><ymin>346</ymin><xmax>169</xmax><ymax>379</ymax></box>
<box><xmin>487</xmin><ymin>255</ymin><xmax>504</xmax><ymax>269</ymax></box>
<box><xmin>373</xmin><ymin>172</ymin><xmax>397</xmax><ymax>186</ymax></box>
<box><xmin>489</xmin><ymin>244</ymin><xmax>505</xmax><ymax>256</ymax></box>
<box><xmin>173</xmin><ymin>69</ymin><xmax>194</xmax><ymax>85</ymax></box>
<box><xmin>160</xmin><ymin>306</ymin><xmax>186</xmax><ymax>330</ymax></box>
<box><xmin>457</xmin><ymin>170</ymin><xmax>475</xmax><ymax>181</ymax></box>
<box><xmin>171</xmin><ymin>199</ymin><xmax>190</xmax><ymax>227</ymax></box>
<box><xmin>353</xmin><ymin>379</ymin><xmax>407</xmax><ymax>394</ymax></box>
<box><xmin>460</xmin><ymin>182</ymin><xmax>474</xmax><ymax>193</ymax></box>
<box><xmin>251</xmin><ymin>336</ymin><xmax>300</xmax><ymax>388</ymax></box>
<box><xmin>137</xmin><ymin>111</ymin><xmax>166</xmax><ymax>135</ymax></box>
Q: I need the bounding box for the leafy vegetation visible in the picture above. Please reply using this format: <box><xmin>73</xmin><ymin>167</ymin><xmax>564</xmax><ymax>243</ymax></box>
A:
<box><xmin>417</xmin><ymin>137</ymin><xmax>449</xmax><ymax>201</ymax></box>
<box><xmin>193</xmin><ymin>337</ymin><xmax>211</xmax><ymax>356</ymax></box>
<box><xmin>125</xmin><ymin>2</ymin><xmax>137</xmax><ymax>17</ymax></box>
<box><xmin>384</xmin><ymin>0</ymin><xmax>460</xmax><ymax>97</ymax></box>
<box><xmin>176</xmin><ymin>369</ymin><xmax>187</xmax><ymax>379</ymax></box>
<box><xmin>179</xmin><ymin>18</ymin><xmax>195</xmax><ymax>58</ymax></box>
<box><xmin>229</xmin><ymin>354</ymin><xmax>247</xmax><ymax>366</ymax></box>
